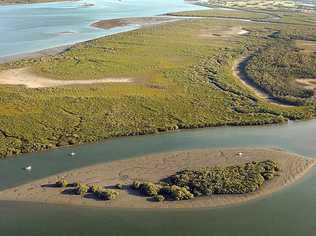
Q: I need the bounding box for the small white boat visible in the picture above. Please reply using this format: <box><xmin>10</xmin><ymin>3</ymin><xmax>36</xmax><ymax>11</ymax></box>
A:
<box><xmin>69</xmin><ymin>152</ymin><xmax>76</xmax><ymax>157</ymax></box>
<box><xmin>237</xmin><ymin>152</ymin><xmax>243</xmax><ymax>157</ymax></box>
<box><xmin>24</xmin><ymin>166</ymin><xmax>32</xmax><ymax>171</ymax></box>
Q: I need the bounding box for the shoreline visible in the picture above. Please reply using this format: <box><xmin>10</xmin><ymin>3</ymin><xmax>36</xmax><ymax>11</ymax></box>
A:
<box><xmin>0</xmin><ymin>45</ymin><xmax>71</xmax><ymax>65</ymax></box>
<box><xmin>0</xmin><ymin>17</ymin><xmax>183</xmax><ymax>65</ymax></box>
<box><xmin>0</xmin><ymin>148</ymin><xmax>314</xmax><ymax>209</ymax></box>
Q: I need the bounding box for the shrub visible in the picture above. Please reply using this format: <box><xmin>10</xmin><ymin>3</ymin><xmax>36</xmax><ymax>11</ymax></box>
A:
<box><xmin>151</xmin><ymin>194</ymin><xmax>165</xmax><ymax>202</ymax></box>
<box><xmin>158</xmin><ymin>185</ymin><xmax>194</xmax><ymax>201</ymax></box>
<box><xmin>115</xmin><ymin>183</ymin><xmax>124</xmax><ymax>189</ymax></box>
<box><xmin>169</xmin><ymin>185</ymin><xmax>194</xmax><ymax>201</ymax></box>
<box><xmin>96</xmin><ymin>189</ymin><xmax>119</xmax><ymax>200</ymax></box>
<box><xmin>131</xmin><ymin>181</ymin><xmax>142</xmax><ymax>190</ymax></box>
<box><xmin>55</xmin><ymin>178</ymin><xmax>68</xmax><ymax>188</ymax></box>
<box><xmin>89</xmin><ymin>184</ymin><xmax>102</xmax><ymax>193</ymax></box>
<box><xmin>139</xmin><ymin>182</ymin><xmax>161</xmax><ymax>197</ymax></box>
<box><xmin>75</xmin><ymin>184</ymin><xmax>89</xmax><ymax>196</ymax></box>
<box><xmin>68</xmin><ymin>182</ymin><xmax>80</xmax><ymax>188</ymax></box>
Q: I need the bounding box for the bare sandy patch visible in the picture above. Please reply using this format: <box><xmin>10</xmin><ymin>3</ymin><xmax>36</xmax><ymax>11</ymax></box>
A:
<box><xmin>0</xmin><ymin>148</ymin><xmax>314</xmax><ymax>209</ymax></box>
<box><xmin>199</xmin><ymin>26</ymin><xmax>249</xmax><ymax>38</ymax></box>
<box><xmin>295</xmin><ymin>40</ymin><xmax>316</xmax><ymax>54</ymax></box>
<box><xmin>0</xmin><ymin>68</ymin><xmax>133</xmax><ymax>88</ymax></box>
<box><xmin>296</xmin><ymin>79</ymin><xmax>316</xmax><ymax>91</ymax></box>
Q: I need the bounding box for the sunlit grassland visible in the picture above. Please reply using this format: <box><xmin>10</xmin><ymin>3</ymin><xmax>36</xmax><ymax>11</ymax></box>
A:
<box><xmin>0</xmin><ymin>18</ymin><xmax>315</xmax><ymax>158</ymax></box>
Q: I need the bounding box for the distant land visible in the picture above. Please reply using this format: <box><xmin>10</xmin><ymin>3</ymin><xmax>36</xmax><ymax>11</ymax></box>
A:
<box><xmin>0</xmin><ymin>0</ymin><xmax>72</xmax><ymax>5</ymax></box>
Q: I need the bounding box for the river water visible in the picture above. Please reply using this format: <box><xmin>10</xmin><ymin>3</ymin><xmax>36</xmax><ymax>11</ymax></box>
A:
<box><xmin>1</xmin><ymin>120</ymin><xmax>316</xmax><ymax>235</ymax></box>
<box><xmin>0</xmin><ymin>0</ymin><xmax>205</xmax><ymax>58</ymax></box>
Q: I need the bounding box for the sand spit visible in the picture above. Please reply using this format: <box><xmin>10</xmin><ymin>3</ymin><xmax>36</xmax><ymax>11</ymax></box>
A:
<box><xmin>91</xmin><ymin>17</ymin><xmax>180</xmax><ymax>30</ymax></box>
<box><xmin>0</xmin><ymin>68</ymin><xmax>133</xmax><ymax>88</ymax></box>
<box><xmin>0</xmin><ymin>148</ymin><xmax>314</xmax><ymax>209</ymax></box>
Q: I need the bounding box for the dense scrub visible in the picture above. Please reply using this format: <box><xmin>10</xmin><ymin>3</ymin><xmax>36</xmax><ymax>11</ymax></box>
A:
<box><xmin>131</xmin><ymin>160</ymin><xmax>280</xmax><ymax>201</ymax></box>
<box><xmin>131</xmin><ymin>181</ymin><xmax>194</xmax><ymax>201</ymax></box>
<box><xmin>166</xmin><ymin>160</ymin><xmax>279</xmax><ymax>195</ymax></box>
<box><xmin>246</xmin><ymin>37</ymin><xmax>316</xmax><ymax>105</ymax></box>
<box><xmin>54</xmin><ymin>182</ymin><xmax>120</xmax><ymax>200</ymax></box>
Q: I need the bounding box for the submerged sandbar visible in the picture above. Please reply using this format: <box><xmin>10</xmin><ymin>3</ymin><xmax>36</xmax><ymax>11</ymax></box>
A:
<box><xmin>0</xmin><ymin>148</ymin><xmax>314</xmax><ymax>209</ymax></box>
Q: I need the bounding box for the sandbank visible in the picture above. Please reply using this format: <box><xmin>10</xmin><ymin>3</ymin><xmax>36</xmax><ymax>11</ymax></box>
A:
<box><xmin>0</xmin><ymin>148</ymin><xmax>314</xmax><ymax>209</ymax></box>
<box><xmin>91</xmin><ymin>17</ymin><xmax>180</xmax><ymax>30</ymax></box>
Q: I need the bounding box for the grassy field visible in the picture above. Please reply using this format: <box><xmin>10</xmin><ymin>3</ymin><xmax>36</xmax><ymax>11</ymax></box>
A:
<box><xmin>0</xmin><ymin>11</ymin><xmax>315</xmax><ymax>158</ymax></box>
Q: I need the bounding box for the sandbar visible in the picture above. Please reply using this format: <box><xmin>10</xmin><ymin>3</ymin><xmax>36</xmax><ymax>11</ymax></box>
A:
<box><xmin>0</xmin><ymin>148</ymin><xmax>314</xmax><ymax>209</ymax></box>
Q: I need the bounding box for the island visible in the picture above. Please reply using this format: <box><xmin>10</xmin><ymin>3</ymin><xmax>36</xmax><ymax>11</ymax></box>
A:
<box><xmin>0</xmin><ymin>148</ymin><xmax>314</xmax><ymax>208</ymax></box>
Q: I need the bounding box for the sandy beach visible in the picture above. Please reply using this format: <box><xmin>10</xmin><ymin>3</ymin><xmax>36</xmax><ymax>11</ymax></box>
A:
<box><xmin>0</xmin><ymin>148</ymin><xmax>314</xmax><ymax>209</ymax></box>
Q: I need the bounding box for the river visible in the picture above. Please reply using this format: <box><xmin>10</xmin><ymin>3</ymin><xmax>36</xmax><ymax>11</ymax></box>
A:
<box><xmin>0</xmin><ymin>0</ymin><xmax>206</xmax><ymax>58</ymax></box>
<box><xmin>1</xmin><ymin>119</ymin><xmax>316</xmax><ymax>235</ymax></box>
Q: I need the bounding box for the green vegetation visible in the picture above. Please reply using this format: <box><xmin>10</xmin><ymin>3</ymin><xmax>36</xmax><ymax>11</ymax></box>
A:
<box><xmin>246</xmin><ymin>30</ymin><xmax>316</xmax><ymax>105</ymax></box>
<box><xmin>75</xmin><ymin>183</ymin><xmax>89</xmax><ymax>196</ymax></box>
<box><xmin>166</xmin><ymin>160</ymin><xmax>279</xmax><ymax>195</ymax></box>
<box><xmin>131</xmin><ymin>160</ymin><xmax>280</xmax><ymax>201</ymax></box>
<box><xmin>95</xmin><ymin>189</ymin><xmax>119</xmax><ymax>200</ymax></box>
<box><xmin>159</xmin><ymin>185</ymin><xmax>194</xmax><ymax>200</ymax></box>
<box><xmin>115</xmin><ymin>183</ymin><xmax>124</xmax><ymax>189</ymax></box>
<box><xmin>55</xmin><ymin>178</ymin><xmax>68</xmax><ymax>188</ymax></box>
<box><xmin>151</xmin><ymin>194</ymin><xmax>165</xmax><ymax>202</ymax></box>
<box><xmin>89</xmin><ymin>184</ymin><xmax>102</xmax><ymax>193</ymax></box>
<box><xmin>132</xmin><ymin>181</ymin><xmax>161</xmax><ymax>196</ymax></box>
<box><xmin>53</xmin><ymin>181</ymin><xmax>120</xmax><ymax>201</ymax></box>
<box><xmin>0</xmin><ymin>11</ymin><xmax>316</xmax><ymax>158</ymax></box>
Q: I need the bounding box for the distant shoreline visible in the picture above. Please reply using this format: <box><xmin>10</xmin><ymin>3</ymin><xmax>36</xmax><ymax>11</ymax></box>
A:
<box><xmin>0</xmin><ymin>0</ymin><xmax>75</xmax><ymax>6</ymax></box>
<box><xmin>0</xmin><ymin>45</ymin><xmax>71</xmax><ymax>64</ymax></box>
<box><xmin>0</xmin><ymin>16</ymin><xmax>183</xmax><ymax>65</ymax></box>
<box><xmin>0</xmin><ymin>148</ymin><xmax>314</xmax><ymax>209</ymax></box>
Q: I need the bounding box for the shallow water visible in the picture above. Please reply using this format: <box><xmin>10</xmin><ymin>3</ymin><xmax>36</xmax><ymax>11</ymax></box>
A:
<box><xmin>0</xmin><ymin>0</ymin><xmax>206</xmax><ymax>58</ymax></box>
<box><xmin>1</xmin><ymin>120</ymin><xmax>316</xmax><ymax>235</ymax></box>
